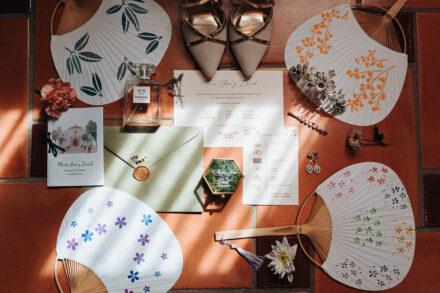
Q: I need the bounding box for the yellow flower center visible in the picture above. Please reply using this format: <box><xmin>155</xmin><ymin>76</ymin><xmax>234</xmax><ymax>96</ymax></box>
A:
<box><xmin>278</xmin><ymin>254</ymin><xmax>288</xmax><ymax>265</ymax></box>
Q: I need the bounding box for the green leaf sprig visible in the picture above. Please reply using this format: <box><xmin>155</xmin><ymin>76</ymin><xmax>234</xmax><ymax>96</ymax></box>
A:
<box><xmin>137</xmin><ymin>32</ymin><xmax>162</xmax><ymax>54</ymax></box>
<box><xmin>65</xmin><ymin>33</ymin><xmax>103</xmax><ymax>75</ymax></box>
<box><xmin>80</xmin><ymin>73</ymin><xmax>103</xmax><ymax>97</ymax></box>
<box><xmin>106</xmin><ymin>0</ymin><xmax>148</xmax><ymax>33</ymax></box>
<box><xmin>117</xmin><ymin>57</ymin><xmax>136</xmax><ymax>81</ymax></box>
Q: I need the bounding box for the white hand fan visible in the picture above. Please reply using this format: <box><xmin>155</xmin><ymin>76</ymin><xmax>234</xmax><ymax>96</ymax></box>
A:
<box><xmin>50</xmin><ymin>0</ymin><xmax>172</xmax><ymax>105</ymax></box>
<box><xmin>216</xmin><ymin>162</ymin><xmax>415</xmax><ymax>291</ymax></box>
<box><xmin>55</xmin><ymin>187</ymin><xmax>183</xmax><ymax>292</ymax></box>
<box><xmin>284</xmin><ymin>4</ymin><xmax>408</xmax><ymax>126</ymax></box>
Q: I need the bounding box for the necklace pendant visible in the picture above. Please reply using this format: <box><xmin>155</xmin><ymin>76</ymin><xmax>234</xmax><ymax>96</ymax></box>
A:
<box><xmin>133</xmin><ymin>165</ymin><xmax>150</xmax><ymax>181</ymax></box>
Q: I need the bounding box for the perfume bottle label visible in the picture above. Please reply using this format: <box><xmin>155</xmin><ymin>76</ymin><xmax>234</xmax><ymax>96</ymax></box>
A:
<box><xmin>133</xmin><ymin>86</ymin><xmax>150</xmax><ymax>103</ymax></box>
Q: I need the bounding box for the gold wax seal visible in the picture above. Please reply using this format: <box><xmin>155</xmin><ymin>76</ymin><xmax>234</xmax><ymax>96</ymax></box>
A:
<box><xmin>133</xmin><ymin>166</ymin><xmax>150</xmax><ymax>181</ymax></box>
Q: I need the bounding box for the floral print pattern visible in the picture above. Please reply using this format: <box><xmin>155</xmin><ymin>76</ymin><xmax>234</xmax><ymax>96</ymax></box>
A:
<box><xmin>128</xmin><ymin>270</ymin><xmax>139</xmax><ymax>283</ymax></box>
<box><xmin>95</xmin><ymin>223</ymin><xmax>107</xmax><ymax>235</ymax></box>
<box><xmin>138</xmin><ymin>233</ymin><xmax>150</xmax><ymax>246</ymax></box>
<box><xmin>392</xmin><ymin>220</ymin><xmax>415</xmax><ymax>259</ymax></box>
<box><xmin>296</xmin><ymin>8</ymin><xmax>349</xmax><ymax>66</ymax></box>
<box><xmin>382</xmin><ymin>185</ymin><xmax>410</xmax><ymax>210</ymax></box>
<box><xmin>115</xmin><ymin>216</ymin><xmax>127</xmax><ymax>228</ymax></box>
<box><xmin>67</xmin><ymin>239</ymin><xmax>78</xmax><ymax>250</ymax></box>
<box><xmin>352</xmin><ymin>207</ymin><xmax>383</xmax><ymax>248</ymax></box>
<box><xmin>334</xmin><ymin>258</ymin><xmax>363</xmax><ymax>286</ymax></box>
<box><xmin>367</xmin><ymin>264</ymin><xmax>402</xmax><ymax>288</ymax></box>
<box><xmin>133</xmin><ymin>252</ymin><xmax>145</xmax><ymax>264</ymax></box>
<box><xmin>141</xmin><ymin>214</ymin><xmax>152</xmax><ymax>226</ymax></box>
<box><xmin>81</xmin><ymin>230</ymin><xmax>93</xmax><ymax>242</ymax></box>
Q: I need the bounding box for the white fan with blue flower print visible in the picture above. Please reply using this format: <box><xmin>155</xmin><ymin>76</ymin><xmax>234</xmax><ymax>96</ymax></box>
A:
<box><xmin>55</xmin><ymin>187</ymin><xmax>183</xmax><ymax>293</ymax></box>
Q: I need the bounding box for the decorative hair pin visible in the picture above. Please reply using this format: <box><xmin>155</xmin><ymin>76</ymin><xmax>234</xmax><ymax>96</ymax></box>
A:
<box><xmin>287</xmin><ymin>112</ymin><xmax>328</xmax><ymax>135</ymax></box>
<box><xmin>289</xmin><ymin>64</ymin><xmax>346</xmax><ymax>115</ymax></box>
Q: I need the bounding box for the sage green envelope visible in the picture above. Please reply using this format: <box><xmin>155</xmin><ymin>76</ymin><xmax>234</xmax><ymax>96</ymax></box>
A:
<box><xmin>94</xmin><ymin>126</ymin><xmax>204</xmax><ymax>212</ymax></box>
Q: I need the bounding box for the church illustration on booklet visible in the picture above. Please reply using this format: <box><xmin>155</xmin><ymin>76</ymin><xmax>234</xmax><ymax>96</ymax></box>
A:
<box><xmin>51</xmin><ymin>120</ymin><xmax>98</xmax><ymax>154</ymax></box>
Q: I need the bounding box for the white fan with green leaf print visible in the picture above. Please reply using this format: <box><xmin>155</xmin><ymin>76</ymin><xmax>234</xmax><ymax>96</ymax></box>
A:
<box><xmin>50</xmin><ymin>0</ymin><xmax>171</xmax><ymax>105</ymax></box>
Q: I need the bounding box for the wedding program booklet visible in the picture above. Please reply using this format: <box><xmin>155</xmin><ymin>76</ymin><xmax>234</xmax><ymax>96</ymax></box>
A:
<box><xmin>174</xmin><ymin>70</ymin><xmax>284</xmax><ymax>147</ymax></box>
<box><xmin>47</xmin><ymin>107</ymin><xmax>104</xmax><ymax>187</ymax></box>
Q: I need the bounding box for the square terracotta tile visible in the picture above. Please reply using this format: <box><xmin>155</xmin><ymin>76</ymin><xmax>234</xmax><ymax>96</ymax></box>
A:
<box><xmin>362</xmin><ymin>0</ymin><xmax>440</xmax><ymax>8</ymax></box>
<box><xmin>418</xmin><ymin>13</ymin><xmax>440</xmax><ymax>168</ymax></box>
<box><xmin>31</xmin><ymin>124</ymin><xmax>47</xmax><ymax>177</ymax></box>
<box><xmin>0</xmin><ymin>18</ymin><xmax>29</xmax><ymax>178</ymax></box>
<box><xmin>0</xmin><ymin>183</ymin><xmax>81</xmax><ymax>292</ymax></box>
<box><xmin>424</xmin><ymin>175</ymin><xmax>440</xmax><ymax>227</ymax></box>
<box><xmin>0</xmin><ymin>0</ymin><xmax>30</xmax><ymax>13</ymax></box>
<box><xmin>257</xmin><ymin>236</ymin><xmax>311</xmax><ymax>288</ymax></box>
<box><xmin>396</xmin><ymin>11</ymin><xmax>415</xmax><ymax>63</ymax></box>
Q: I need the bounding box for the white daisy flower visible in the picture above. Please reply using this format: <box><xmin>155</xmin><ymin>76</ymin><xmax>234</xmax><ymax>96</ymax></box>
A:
<box><xmin>265</xmin><ymin>237</ymin><xmax>298</xmax><ymax>283</ymax></box>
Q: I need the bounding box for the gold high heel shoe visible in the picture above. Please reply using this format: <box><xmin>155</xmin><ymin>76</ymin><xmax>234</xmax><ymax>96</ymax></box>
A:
<box><xmin>181</xmin><ymin>0</ymin><xmax>227</xmax><ymax>79</ymax></box>
<box><xmin>229</xmin><ymin>0</ymin><xmax>274</xmax><ymax>78</ymax></box>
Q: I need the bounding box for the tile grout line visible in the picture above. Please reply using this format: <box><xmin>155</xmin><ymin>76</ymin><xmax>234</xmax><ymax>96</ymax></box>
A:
<box><xmin>252</xmin><ymin>205</ymin><xmax>257</xmax><ymax>288</ymax></box>
<box><xmin>410</xmin><ymin>12</ymin><xmax>425</xmax><ymax>228</ymax></box>
<box><xmin>27</xmin><ymin>0</ymin><xmax>36</xmax><ymax>179</ymax></box>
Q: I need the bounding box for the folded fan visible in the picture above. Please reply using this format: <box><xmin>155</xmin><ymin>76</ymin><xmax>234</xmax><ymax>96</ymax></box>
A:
<box><xmin>216</xmin><ymin>162</ymin><xmax>415</xmax><ymax>291</ymax></box>
<box><xmin>55</xmin><ymin>187</ymin><xmax>183</xmax><ymax>292</ymax></box>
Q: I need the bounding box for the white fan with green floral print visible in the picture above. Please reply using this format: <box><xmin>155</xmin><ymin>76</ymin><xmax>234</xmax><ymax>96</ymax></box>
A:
<box><xmin>55</xmin><ymin>187</ymin><xmax>183</xmax><ymax>293</ymax></box>
<box><xmin>311</xmin><ymin>162</ymin><xmax>415</xmax><ymax>290</ymax></box>
<box><xmin>50</xmin><ymin>0</ymin><xmax>171</xmax><ymax>105</ymax></box>
<box><xmin>216</xmin><ymin>162</ymin><xmax>415</xmax><ymax>291</ymax></box>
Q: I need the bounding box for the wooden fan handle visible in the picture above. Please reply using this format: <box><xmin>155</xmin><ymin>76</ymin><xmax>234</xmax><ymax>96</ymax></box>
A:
<box><xmin>215</xmin><ymin>225</ymin><xmax>301</xmax><ymax>241</ymax></box>
<box><xmin>386</xmin><ymin>0</ymin><xmax>407</xmax><ymax>19</ymax></box>
<box><xmin>296</xmin><ymin>190</ymin><xmax>323</xmax><ymax>268</ymax></box>
<box><xmin>54</xmin><ymin>258</ymin><xmax>65</xmax><ymax>293</ymax></box>
<box><xmin>50</xmin><ymin>0</ymin><xmax>64</xmax><ymax>35</ymax></box>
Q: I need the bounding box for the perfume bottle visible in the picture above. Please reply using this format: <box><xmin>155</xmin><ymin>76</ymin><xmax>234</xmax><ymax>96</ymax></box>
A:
<box><xmin>123</xmin><ymin>63</ymin><xmax>160</xmax><ymax>128</ymax></box>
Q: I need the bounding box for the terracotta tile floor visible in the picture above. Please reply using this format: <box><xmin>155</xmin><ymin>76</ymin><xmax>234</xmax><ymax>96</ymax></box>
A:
<box><xmin>1</xmin><ymin>0</ymin><xmax>440</xmax><ymax>292</ymax></box>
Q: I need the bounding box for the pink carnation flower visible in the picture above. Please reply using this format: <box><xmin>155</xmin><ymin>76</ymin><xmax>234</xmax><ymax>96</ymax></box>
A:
<box><xmin>40</xmin><ymin>78</ymin><xmax>76</xmax><ymax>118</ymax></box>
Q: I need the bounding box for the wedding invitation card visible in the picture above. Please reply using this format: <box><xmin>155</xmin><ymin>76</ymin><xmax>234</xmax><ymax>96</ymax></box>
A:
<box><xmin>174</xmin><ymin>70</ymin><xmax>284</xmax><ymax>147</ymax></box>
<box><xmin>47</xmin><ymin>108</ymin><xmax>104</xmax><ymax>187</ymax></box>
<box><xmin>174</xmin><ymin>70</ymin><xmax>298</xmax><ymax>205</ymax></box>
<box><xmin>243</xmin><ymin>127</ymin><xmax>299</xmax><ymax>205</ymax></box>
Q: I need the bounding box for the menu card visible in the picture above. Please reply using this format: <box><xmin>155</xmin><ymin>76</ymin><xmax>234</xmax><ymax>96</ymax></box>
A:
<box><xmin>243</xmin><ymin>127</ymin><xmax>299</xmax><ymax>205</ymax></box>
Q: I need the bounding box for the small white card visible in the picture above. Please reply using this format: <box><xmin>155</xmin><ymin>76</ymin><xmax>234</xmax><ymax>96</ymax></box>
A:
<box><xmin>47</xmin><ymin>108</ymin><xmax>104</xmax><ymax>187</ymax></box>
<box><xmin>174</xmin><ymin>70</ymin><xmax>284</xmax><ymax>147</ymax></box>
<box><xmin>243</xmin><ymin>127</ymin><xmax>299</xmax><ymax>205</ymax></box>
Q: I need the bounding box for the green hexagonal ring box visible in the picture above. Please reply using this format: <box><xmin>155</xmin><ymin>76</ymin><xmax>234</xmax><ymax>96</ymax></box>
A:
<box><xmin>203</xmin><ymin>158</ymin><xmax>243</xmax><ymax>196</ymax></box>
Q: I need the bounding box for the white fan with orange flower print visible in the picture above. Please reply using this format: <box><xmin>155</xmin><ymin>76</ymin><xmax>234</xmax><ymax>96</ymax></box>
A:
<box><xmin>216</xmin><ymin>162</ymin><xmax>415</xmax><ymax>291</ymax></box>
<box><xmin>55</xmin><ymin>187</ymin><xmax>183</xmax><ymax>293</ymax></box>
<box><xmin>284</xmin><ymin>4</ymin><xmax>408</xmax><ymax>126</ymax></box>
